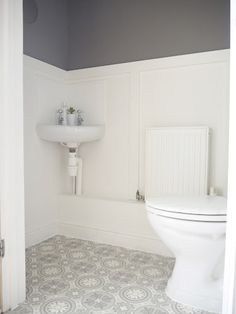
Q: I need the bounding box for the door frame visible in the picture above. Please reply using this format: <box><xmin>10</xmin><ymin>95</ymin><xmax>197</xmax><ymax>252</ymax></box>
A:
<box><xmin>0</xmin><ymin>229</ymin><xmax>2</xmax><ymax>313</ymax></box>
<box><xmin>222</xmin><ymin>0</ymin><xmax>236</xmax><ymax>312</ymax></box>
<box><xmin>0</xmin><ymin>0</ymin><xmax>236</xmax><ymax>312</ymax></box>
<box><xmin>0</xmin><ymin>0</ymin><xmax>26</xmax><ymax>312</ymax></box>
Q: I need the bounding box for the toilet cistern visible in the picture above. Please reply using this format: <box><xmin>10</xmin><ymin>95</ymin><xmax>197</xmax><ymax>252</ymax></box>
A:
<box><xmin>36</xmin><ymin>124</ymin><xmax>105</xmax><ymax>195</ymax></box>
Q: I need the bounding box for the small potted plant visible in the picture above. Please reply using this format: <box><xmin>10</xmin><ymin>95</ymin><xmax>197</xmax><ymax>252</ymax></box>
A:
<box><xmin>67</xmin><ymin>106</ymin><xmax>76</xmax><ymax>126</ymax></box>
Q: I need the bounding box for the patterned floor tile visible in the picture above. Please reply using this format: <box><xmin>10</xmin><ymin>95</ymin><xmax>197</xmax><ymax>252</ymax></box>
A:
<box><xmin>10</xmin><ymin>235</ymin><xmax>214</xmax><ymax>314</ymax></box>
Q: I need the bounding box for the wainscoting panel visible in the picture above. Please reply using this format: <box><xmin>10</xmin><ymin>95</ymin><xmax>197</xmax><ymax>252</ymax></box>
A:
<box><xmin>65</xmin><ymin>49</ymin><xmax>229</xmax><ymax>199</ymax></box>
<box><xmin>139</xmin><ymin>61</ymin><xmax>229</xmax><ymax>196</ymax></box>
<box><xmin>24</xmin><ymin>56</ymin><xmax>65</xmax><ymax>247</ymax></box>
<box><xmin>58</xmin><ymin>195</ymin><xmax>172</xmax><ymax>256</ymax></box>
<box><xmin>24</xmin><ymin>50</ymin><xmax>229</xmax><ymax>254</ymax></box>
<box><xmin>65</xmin><ymin>74</ymin><xmax>134</xmax><ymax>199</ymax></box>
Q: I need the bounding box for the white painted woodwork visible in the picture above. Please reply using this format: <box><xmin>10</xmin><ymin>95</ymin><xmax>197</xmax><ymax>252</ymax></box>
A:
<box><xmin>0</xmin><ymin>0</ymin><xmax>25</xmax><ymax>311</ymax></box>
<box><xmin>222</xmin><ymin>0</ymin><xmax>236</xmax><ymax>312</ymax></box>
<box><xmin>24</xmin><ymin>50</ymin><xmax>229</xmax><ymax>256</ymax></box>
<box><xmin>58</xmin><ymin>195</ymin><xmax>172</xmax><ymax>256</ymax></box>
<box><xmin>24</xmin><ymin>57</ymin><xmax>66</xmax><ymax>247</ymax></box>
<box><xmin>65</xmin><ymin>49</ymin><xmax>229</xmax><ymax>199</ymax></box>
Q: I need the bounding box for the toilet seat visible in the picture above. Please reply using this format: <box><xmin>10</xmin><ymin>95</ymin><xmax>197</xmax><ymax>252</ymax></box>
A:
<box><xmin>146</xmin><ymin>195</ymin><xmax>227</xmax><ymax>222</ymax></box>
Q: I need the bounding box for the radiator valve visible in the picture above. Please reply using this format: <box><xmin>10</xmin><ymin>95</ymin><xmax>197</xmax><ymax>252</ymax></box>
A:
<box><xmin>136</xmin><ymin>190</ymin><xmax>145</xmax><ymax>202</ymax></box>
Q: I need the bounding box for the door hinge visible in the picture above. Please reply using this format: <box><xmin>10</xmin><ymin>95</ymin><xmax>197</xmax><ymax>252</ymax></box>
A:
<box><xmin>0</xmin><ymin>239</ymin><xmax>5</xmax><ymax>258</ymax></box>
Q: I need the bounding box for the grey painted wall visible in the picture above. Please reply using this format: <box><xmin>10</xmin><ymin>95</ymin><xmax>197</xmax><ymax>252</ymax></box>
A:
<box><xmin>23</xmin><ymin>0</ymin><xmax>68</xmax><ymax>70</ymax></box>
<box><xmin>24</xmin><ymin>0</ymin><xmax>230</xmax><ymax>70</ymax></box>
<box><xmin>68</xmin><ymin>0</ymin><xmax>230</xmax><ymax>70</ymax></box>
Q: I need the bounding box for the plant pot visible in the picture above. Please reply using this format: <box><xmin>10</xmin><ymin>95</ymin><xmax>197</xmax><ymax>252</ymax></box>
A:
<box><xmin>67</xmin><ymin>113</ymin><xmax>77</xmax><ymax>126</ymax></box>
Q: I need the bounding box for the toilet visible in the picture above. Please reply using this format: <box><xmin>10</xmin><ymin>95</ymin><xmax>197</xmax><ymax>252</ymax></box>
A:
<box><xmin>146</xmin><ymin>195</ymin><xmax>227</xmax><ymax>313</ymax></box>
<box><xmin>144</xmin><ymin>127</ymin><xmax>227</xmax><ymax>312</ymax></box>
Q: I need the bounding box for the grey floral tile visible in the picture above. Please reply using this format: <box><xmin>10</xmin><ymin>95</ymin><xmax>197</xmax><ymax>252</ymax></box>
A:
<box><xmin>102</xmin><ymin>258</ymin><xmax>125</xmax><ymax>270</ymax></box>
<box><xmin>81</xmin><ymin>291</ymin><xmax>115</xmax><ymax>311</ymax></box>
<box><xmin>75</xmin><ymin>275</ymin><xmax>105</xmax><ymax>290</ymax></box>
<box><xmin>38</xmin><ymin>279</ymin><xmax>70</xmax><ymax>295</ymax></box>
<box><xmin>40</xmin><ymin>297</ymin><xmax>77</xmax><ymax>313</ymax></box>
<box><xmin>119</xmin><ymin>286</ymin><xmax>152</xmax><ymax>304</ymax></box>
<box><xmin>10</xmin><ymin>235</ymin><xmax>214</xmax><ymax>314</ymax></box>
<box><xmin>109</xmin><ymin>271</ymin><xmax>137</xmax><ymax>285</ymax></box>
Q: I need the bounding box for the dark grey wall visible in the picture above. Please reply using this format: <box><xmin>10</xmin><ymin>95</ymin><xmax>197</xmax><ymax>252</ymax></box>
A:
<box><xmin>24</xmin><ymin>0</ymin><xmax>230</xmax><ymax>70</ymax></box>
<box><xmin>68</xmin><ymin>0</ymin><xmax>230</xmax><ymax>70</ymax></box>
<box><xmin>24</xmin><ymin>0</ymin><xmax>68</xmax><ymax>70</ymax></box>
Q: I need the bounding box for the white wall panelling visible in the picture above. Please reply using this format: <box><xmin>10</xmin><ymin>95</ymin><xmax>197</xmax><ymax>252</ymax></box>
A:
<box><xmin>24</xmin><ymin>50</ymin><xmax>229</xmax><ymax>255</ymax></box>
<box><xmin>65</xmin><ymin>74</ymin><xmax>134</xmax><ymax>199</ymax></box>
<box><xmin>66</xmin><ymin>49</ymin><xmax>229</xmax><ymax>199</ymax></box>
<box><xmin>139</xmin><ymin>57</ymin><xmax>229</xmax><ymax>197</ymax></box>
<box><xmin>58</xmin><ymin>195</ymin><xmax>172</xmax><ymax>256</ymax></box>
<box><xmin>24</xmin><ymin>56</ymin><xmax>66</xmax><ymax>247</ymax></box>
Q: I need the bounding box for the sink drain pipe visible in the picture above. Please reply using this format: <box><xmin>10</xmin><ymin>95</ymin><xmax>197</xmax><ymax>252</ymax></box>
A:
<box><xmin>68</xmin><ymin>148</ymin><xmax>82</xmax><ymax>195</ymax></box>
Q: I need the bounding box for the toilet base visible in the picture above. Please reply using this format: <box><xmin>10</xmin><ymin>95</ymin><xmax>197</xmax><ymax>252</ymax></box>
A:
<box><xmin>146</xmin><ymin>205</ymin><xmax>226</xmax><ymax>313</ymax></box>
<box><xmin>166</xmin><ymin>276</ymin><xmax>222</xmax><ymax>313</ymax></box>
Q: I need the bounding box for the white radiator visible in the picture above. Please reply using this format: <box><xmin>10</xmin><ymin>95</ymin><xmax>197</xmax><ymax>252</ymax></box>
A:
<box><xmin>145</xmin><ymin>127</ymin><xmax>209</xmax><ymax>198</ymax></box>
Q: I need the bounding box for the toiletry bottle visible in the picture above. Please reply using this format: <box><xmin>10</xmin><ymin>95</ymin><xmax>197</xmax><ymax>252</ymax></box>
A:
<box><xmin>62</xmin><ymin>102</ymin><xmax>67</xmax><ymax>126</ymax></box>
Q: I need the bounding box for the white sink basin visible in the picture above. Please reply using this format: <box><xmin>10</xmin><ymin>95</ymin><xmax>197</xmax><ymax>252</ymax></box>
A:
<box><xmin>36</xmin><ymin>124</ymin><xmax>105</xmax><ymax>146</ymax></box>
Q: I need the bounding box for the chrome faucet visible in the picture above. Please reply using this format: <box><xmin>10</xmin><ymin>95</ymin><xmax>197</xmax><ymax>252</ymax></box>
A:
<box><xmin>77</xmin><ymin>110</ymin><xmax>84</xmax><ymax>126</ymax></box>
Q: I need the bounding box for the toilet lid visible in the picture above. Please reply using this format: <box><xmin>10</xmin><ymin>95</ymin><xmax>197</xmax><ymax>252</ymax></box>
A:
<box><xmin>146</xmin><ymin>196</ymin><xmax>227</xmax><ymax>222</ymax></box>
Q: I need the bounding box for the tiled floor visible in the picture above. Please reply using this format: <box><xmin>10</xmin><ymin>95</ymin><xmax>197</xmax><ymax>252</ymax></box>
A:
<box><xmin>11</xmin><ymin>235</ymin><xmax>213</xmax><ymax>314</ymax></box>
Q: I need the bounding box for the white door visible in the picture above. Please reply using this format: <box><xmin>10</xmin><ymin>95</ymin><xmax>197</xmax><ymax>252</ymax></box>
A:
<box><xmin>0</xmin><ymin>0</ymin><xmax>26</xmax><ymax>312</ymax></box>
<box><xmin>0</xmin><ymin>212</ymin><xmax>3</xmax><ymax>313</ymax></box>
<box><xmin>0</xmin><ymin>268</ymin><xmax>2</xmax><ymax>314</ymax></box>
<box><xmin>0</xmin><ymin>208</ymin><xmax>4</xmax><ymax>313</ymax></box>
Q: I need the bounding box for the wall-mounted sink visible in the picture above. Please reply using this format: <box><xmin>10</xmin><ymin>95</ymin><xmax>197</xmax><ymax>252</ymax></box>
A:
<box><xmin>36</xmin><ymin>124</ymin><xmax>105</xmax><ymax>196</ymax></box>
<box><xmin>36</xmin><ymin>124</ymin><xmax>105</xmax><ymax>147</ymax></box>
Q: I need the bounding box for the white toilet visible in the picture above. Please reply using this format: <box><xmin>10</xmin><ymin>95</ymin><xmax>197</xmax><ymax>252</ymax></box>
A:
<box><xmin>144</xmin><ymin>127</ymin><xmax>227</xmax><ymax>313</ymax></box>
<box><xmin>146</xmin><ymin>195</ymin><xmax>227</xmax><ymax>313</ymax></box>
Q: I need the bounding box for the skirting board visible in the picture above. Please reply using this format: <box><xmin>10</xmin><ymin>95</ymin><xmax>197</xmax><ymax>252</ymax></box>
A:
<box><xmin>58</xmin><ymin>222</ymin><xmax>173</xmax><ymax>257</ymax></box>
<box><xmin>25</xmin><ymin>222</ymin><xmax>58</xmax><ymax>248</ymax></box>
<box><xmin>25</xmin><ymin>219</ymin><xmax>172</xmax><ymax>256</ymax></box>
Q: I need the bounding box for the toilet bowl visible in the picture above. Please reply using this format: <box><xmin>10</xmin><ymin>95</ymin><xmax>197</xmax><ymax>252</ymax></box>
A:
<box><xmin>146</xmin><ymin>195</ymin><xmax>227</xmax><ymax>313</ymax></box>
